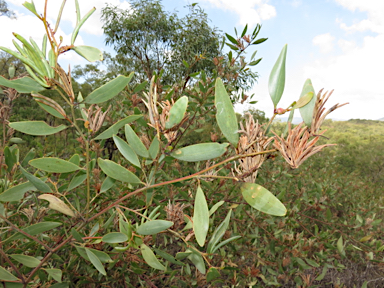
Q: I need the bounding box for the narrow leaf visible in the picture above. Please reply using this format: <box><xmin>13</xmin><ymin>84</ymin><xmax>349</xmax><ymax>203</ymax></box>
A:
<box><xmin>212</xmin><ymin>235</ymin><xmax>241</xmax><ymax>253</ymax></box>
<box><xmin>85</xmin><ymin>73</ymin><xmax>134</xmax><ymax>104</ymax></box>
<box><xmin>125</xmin><ymin>125</ymin><xmax>149</xmax><ymax>158</ymax></box>
<box><xmin>102</xmin><ymin>232</ymin><xmax>128</xmax><ymax>243</ymax></box>
<box><xmin>207</xmin><ymin>210</ymin><xmax>232</xmax><ymax>254</ymax></box>
<box><xmin>20</xmin><ymin>166</ymin><xmax>52</xmax><ymax>192</ymax></box>
<box><xmin>187</xmin><ymin>250</ymin><xmax>206</xmax><ymax>274</ymax></box>
<box><xmin>22</xmin><ymin>1</ymin><xmax>39</xmax><ymax>17</ymax></box>
<box><xmin>0</xmin><ymin>266</ymin><xmax>19</xmax><ymax>281</ymax></box>
<box><xmin>98</xmin><ymin>158</ymin><xmax>142</xmax><ymax>184</ymax></box>
<box><xmin>44</xmin><ymin>268</ymin><xmax>62</xmax><ymax>283</ymax></box>
<box><xmin>95</xmin><ymin>114</ymin><xmax>142</xmax><ymax>140</ymax></box>
<box><xmin>0</xmin><ymin>181</ymin><xmax>37</xmax><ymax>202</ymax></box>
<box><xmin>225</xmin><ymin>33</ymin><xmax>238</xmax><ymax>45</ymax></box>
<box><xmin>268</xmin><ymin>44</ymin><xmax>287</xmax><ymax>108</ymax></box>
<box><xmin>10</xmin><ymin>254</ymin><xmax>41</xmax><ymax>268</ymax></box>
<box><xmin>252</xmin><ymin>38</ymin><xmax>268</xmax><ymax>45</ymax></box>
<box><xmin>149</xmin><ymin>136</ymin><xmax>159</xmax><ymax>160</ymax></box>
<box><xmin>153</xmin><ymin>248</ymin><xmax>185</xmax><ymax>266</ymax></box>
<box><xmin>136</xmin><ymin>220</ymin><xmax>173</xmax><ymax>235</ymax></box>
<box><xmin>72</xmin><ymin>45</ymin><xmax>103</xmax><ymax>62</ymax></box>
<box><xmin>9</xmin><ymin>121</ymin><xmax>66</xmax><ymax>136</ymax></box>
<box><xmin>241</xmin><ymin>183</ymin><xmax>286</xmax><ymax>216</ymax></box>
<box><xmin>170</xmin><ymin>143</ymin><xmax>228</xmax><ymax>162</ymax></box>
<box><xmin>241</xmin><ymin>24</ymin><xmax>248</xmax><ymax>37</ymax></box>
<box><xmin>68</xmin><ymin>173</ymin><xmax>87</xmax><ymax>191</ymax></box>
<box><xmin>133</xmin><ymin>81</ymin><xmax>148</xmax><ymax>93</ymax></box>
<box><xmin>215</xmin><ymin>78</ymin><xmax>239</xmax><ymax>146</ymax></box>
<box><xmin>113</xmin><ymin>135</ymin><xmax>141</xmax><ymax>168</ymax></box>
<box><xmin>193</xmin><ymin>186</ymin><xmax>209</xmax><ymax>247</ymax></box>
<box><xmin>299</xmin><ymin>79</ymin><xmax>316</xmax><ymax>126</ymax></box>
<box><xmin>100</xmin><ymin>176</ymin><xmax>115</xmax><ymax>193</ymax></box>
<box><xmin>209</xmin><ymin>201</ymin><xmax>225</xmax><ymax>216</ymax></box>
<box><xmin>85</xmin><ymin>248</ymin><xmax>106</xmax><ymax>275</ymax></box>
<box><xmin>165</xmin><ymin>96</ymin><xmax>188</xmax><ymax>129</ymax></box>
<box><xmin>292</xmin><ymin>92</ymin><xmax>314</xmax><ymax>109</ymax></box>
<box><xmin>29</xmin><ymin>158</ymin><xmax>81</xmax><ymax>173</ymax></box>
<box><xmin>4</xmin><ymin>222</ymin><xmax>62</xmax><ymax>243</ymax></box>
<box><xmin>140</xmin><ymin>244</ymin><xmax>166</xmax><ymax>271</ymax></box>
<box><xmin>0</xmin><ymin>76</ymin><xmax>45</xmax><ymax>93</ymax></box>
<box><xmin>71</xmin><ymin>7</ymin><xmax>96</xmax><ymax>45</ymax></box>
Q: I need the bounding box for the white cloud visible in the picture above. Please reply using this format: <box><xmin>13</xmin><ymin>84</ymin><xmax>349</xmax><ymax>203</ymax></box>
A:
<box><xmin>201</xmin><ymin>0</ymin><xmax>276</xmax><ymax>26</ymax></box>
<box><xmin>337</xmin><ymin>39</ymin><xmax>356</xmax><ymax>53</ymax></box>
<box><xmin>312</xmin><ymin>33</ymin><xmax>335</xmax><ymax>53</ymax></box>
<box><xmin>335</xmin><ymin>0</ymin><xmax>384</xmax><ymax>34</ymax></box>
<box><xmin>303</xmin><ymin>33</ymin><xmax>384</xmax><ymax>119</ymax></box>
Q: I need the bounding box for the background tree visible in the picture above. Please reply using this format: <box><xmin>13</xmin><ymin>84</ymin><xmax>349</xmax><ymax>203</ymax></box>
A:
<box><xmin>101</xmin><ymin>0</ymin><xmax>221</xmax><ymax>87</ymax></box>
<box><xmin>0</xmin><ymin>0</ymin><xmax>15</xmax><ymax>18</ymax></box>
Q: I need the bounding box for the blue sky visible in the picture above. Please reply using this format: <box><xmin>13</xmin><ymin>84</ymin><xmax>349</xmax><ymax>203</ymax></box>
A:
<box><xmin>1</xmin><ymin>0</ymin><xmax>383</xmax><ymax>120</ymax></box>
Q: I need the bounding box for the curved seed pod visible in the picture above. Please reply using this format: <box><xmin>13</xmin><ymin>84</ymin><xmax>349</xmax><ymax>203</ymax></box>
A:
<box><xmin>32</xmin><ymin>93</ymin><xmax>66</xmax><ymax>118</ymax></box>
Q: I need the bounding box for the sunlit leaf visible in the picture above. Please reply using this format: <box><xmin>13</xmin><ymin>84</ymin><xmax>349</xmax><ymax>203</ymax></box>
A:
<box><xmin>149</xmin><ymin>136</ymin><xmax>159</xmax><ymax>160</ymax></box>
<box><xmin>29</xmin><ymin>157</ymin><xmax>81</xmax><ymax>173</ymax></box>
<box><xmin>299</xmin><ymin>79</ymin><xmax>316</xmax><ymax>126</ymax></box>
<box><xmin>113</xmin><ymin>135</ymin><xmax>141</xmax><ymax>168</ymax></box>
<box><xmin>0</xmin><ymin>265</ymin><xmax>19</xmax><ymax>281</ymax></box>
<box><xmin>171</xmin><ymin>142</ymin><xmax>229</xmax><ymax>162</ymax></box>
<box><xmin>125</xmin><ymin>124</ymin><xmax>149</xmax><ymax>158</ymax></box>
<box><xmin>72</xmin><ymin>45</ymin><xmax>103</xmax><ymax>62</ymax></box>
<box><xmin>85</xmin><ymin>73</ymin><xmax>134</xmax><ymax>104</ymax></box>
<box><xmin>68</xmin><ymin>173</ymin><xmax>87</xmax><ymax>191</ymax></box>
<box><xmin>4</xmin><ymin>222</ymin><xmax>62</xmax><ymax>243</ymax></box>
<box><xmin>85</xmin><ymin>248</ymin><xmax>106</xmax><ymax>275</ymax></box>
<box><xmin>98</xmin><ymin>158</ymin><xmax>142</xmax><ymax>184</ymax></box>
<box><xmin>268</xmin><ymin>44</ymin><xmax>287</xmax><ymax>108</ymax></box>
<box><xmin>241</xmin><ymin>183</ymin><xmax>286</xmax><ymax>216</ymax></box>
<box><xmin>165</xmin><ymin>96</ymin><xmax>188</xmax><ymax>129</ymax></box>
<box><xmin>292</xmin><ymin>92</ymin><xmax>314</xmax><ymax>109</ymax></box>
<box><xmin>0</xmin><ymin>75</ymin><xmax>45</xmax><ymax>93</ymax></box>
<box><xmin>153</xmin><ymin>248</ymin><xmax>185</xmax><ymax>266</ymax></box>
<box><xmin>140</xmin><ymin>244</ymin><xmax>166</xmax><ymax>271</ymax></box>
<box><xmin>102</xmin><ymin>232</ymin><xmax>128</xmax><ymax>243</ymax></box>
<box><xmin>193</xmin><ymin>186</ymin><xmax>209</xmax><ymax>247</ymax></box>
<box><xmin>215</xmin><ymin>78</ymin><xmax>239</xmax><ymax>146</ymax></box>
<box><xmin>95</xmin><ymin>114</ymin><xmax>142</xmax><ymax>140</ymax></box>
<box><xmin>0</xmin><ymin>181</ymin><xmax>37</xmax><ymax>202</ymax></box>
<box><xmin>136</xmin><ymin>220</ymin><xmax>173</xmax><ymax>235</ymax></box>
<box><xmin>187</xmin><ymin>249</ymin><xmax>206</xmax><ymax>274</ymax></box>
<box><xmin>10</xmin><ymin>254</ymin><xmax>41</xmax><ymax>268</ymax></box>
<box><xmin>9</xmin><ymin>121</ymin><xmax>67</xmax><ymax>136</ymax></box>
<box><xmin>44</xmin><ymin>268</ymin><xmax>62</xmax><ymax>283</ymax></box>
<box><xmin>207</xmin><ymin>210</ymin><xmax>232</xmax><ymax>254</ymax></box>
<box><xmin>20</xmin><ymin>166</ymin><xmax>52</xmax><ymax>192</ymax></box>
